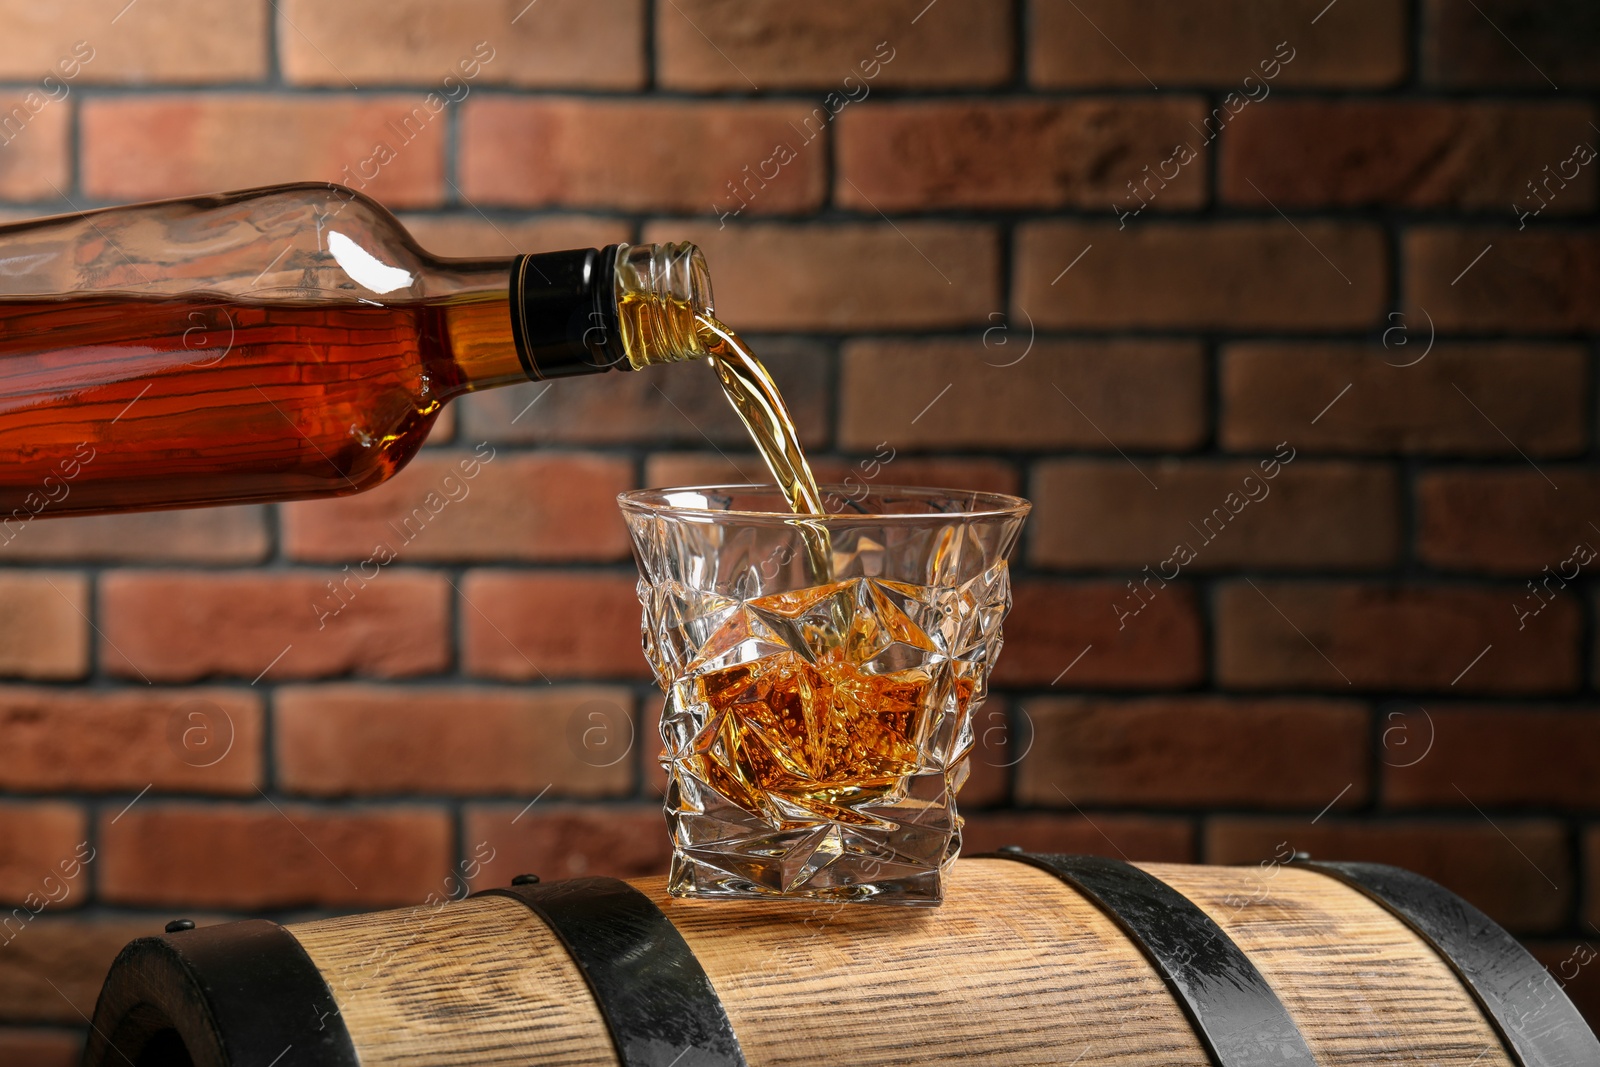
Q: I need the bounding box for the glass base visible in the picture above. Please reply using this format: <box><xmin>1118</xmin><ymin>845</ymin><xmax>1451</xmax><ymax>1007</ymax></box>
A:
<box><xmin>663</xmin><ymin>765</ymin><xmax>964</xmax><ymax>906</ymax></box>
<box><xmin>667</xmin><ymin>859</ymin><xmax>949</xmax><ymax>906</ymax></box>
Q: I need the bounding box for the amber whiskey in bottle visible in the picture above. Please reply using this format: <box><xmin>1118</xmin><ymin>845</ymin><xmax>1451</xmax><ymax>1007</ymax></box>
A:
<box><xmin>0</xmin><ymin>182</ymin><xmax>716</xmax><ymax>519</ymax></box>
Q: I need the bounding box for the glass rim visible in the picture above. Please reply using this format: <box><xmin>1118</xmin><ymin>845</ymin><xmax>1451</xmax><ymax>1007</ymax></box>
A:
<box><xmin>617</xmin><ymin>483</ymin><xmax>1033</xmax><ymax>524</ymax></box>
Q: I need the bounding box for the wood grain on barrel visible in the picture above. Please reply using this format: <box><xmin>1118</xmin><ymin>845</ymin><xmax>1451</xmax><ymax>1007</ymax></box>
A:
<box><xmin>289</xmin><ymin>895</ymin><xmax>619</xmax><ymax>1067</ymax></box>
<box><xmin>149</xmin><ymin>858</ymin><xmax>1539</xmax><ymax>1067</ymax></box>
<box><xmin>1144</xmin><ymin>863</ymin><xmax>1516</xmax><ymax>1066</ymax></box>
<box><xmin>638</xmin><ymin>858</ymin><xmax>1213</xmax><ymax>1067</ymax></box>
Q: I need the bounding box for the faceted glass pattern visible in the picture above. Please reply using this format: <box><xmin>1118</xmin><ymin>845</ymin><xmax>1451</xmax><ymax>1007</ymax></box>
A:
<box><xmin>619</xmin><ymin>486</ymin><xmax>1029</xmax><ymax>905</ymax></box>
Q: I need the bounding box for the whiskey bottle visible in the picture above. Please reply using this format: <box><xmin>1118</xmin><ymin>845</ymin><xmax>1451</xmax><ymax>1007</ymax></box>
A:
<box><xmin>0</xmin><ymin>182</ymin><xmax>715</xmax><ymax>518</ymax></box>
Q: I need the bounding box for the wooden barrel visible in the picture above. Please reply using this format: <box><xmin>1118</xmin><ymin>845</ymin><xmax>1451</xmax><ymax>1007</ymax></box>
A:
<box><xmin>83</xmin><ymin>851</ymin><xmax>1597</xmax><ymax>1067</ymax></box>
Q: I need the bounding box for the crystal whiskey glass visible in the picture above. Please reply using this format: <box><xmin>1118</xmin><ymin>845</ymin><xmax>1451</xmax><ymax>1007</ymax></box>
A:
<box><xmin>619</xmin><ymin>485</ymin><xmax>1030</xmax><ymax>906</ymax></box>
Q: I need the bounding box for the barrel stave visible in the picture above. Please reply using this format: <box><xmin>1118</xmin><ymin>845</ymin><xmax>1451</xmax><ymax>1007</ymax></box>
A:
<box><xmin>641</xmin><ymin>859</ymin><xmax>1213</xmax><ymax>1067</ymax></box>
<box><xmin>290</xmin><ymin>895</ymin><xmax>618</xmax><ymax>1067</ymax></box>
<box><xmin>1146</xmin><ymin>863</ymin><xmax>1517</xmax><ymax>1067</ymax></box>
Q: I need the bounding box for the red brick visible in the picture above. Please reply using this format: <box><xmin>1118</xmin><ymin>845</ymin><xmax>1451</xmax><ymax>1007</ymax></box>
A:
<box><xmin>0</xmin><ymin>919</ymin><xmax>155</xmax><ymax>1024</ymax></box>
<box><xmin>839</xmin><ymin>339</ymin><xmax>1205</xmax><ymax>451</ymax></box>
<box><xmin>0</xmin><ymin>688</ymin><xmax>260</xmax><ymax>794</ymax></box>
<box><xmin>0</xmin><ymin>1030</ymin><xmax>80</xmax><ymax>1067</ymax></box>
<box><xmin>1417</xmin><ymin>469</ymin><xmax>1600</xmax><ymax>574</ymax></box>
<box><xmin>279</xmin><ymin>0</ymin><xmax>643</xmax><ymax>88</ymax></box>
<box><xmin>643</xmin><ymin>446</ymin><xmax>811</xmax><ymax>496</ymax></box>
<box><xmin>1032</xmin><ymin>0</ymin><xmax>1405</xmax><ymax>88</ymax></box>
<box><xmin>1595</xmin><ymin>620</ymin><xmax>1600</xmax><ymax>694</ymax></box>
<box><xmin>1016</xmin><ymin>221</ymin><xmax>1387</xmax><ymax>330</ymax></box>
<box><xmin>81</xmin><ymin>96</ymin><xmax>446</xmax><ymax>207</ymax></box>
<box><xmin>1405</xmin><ymin>228</ymin><xmax>1600</xmax><ymax>333</ymax></box>
<box><xmin>0</xmin><ymin>94</ymin><xmax>68</xmax><ymax>201</ymax></box>
<box><xmin>459</xmin><ymin>571</ymin><xmax>648</xmax><ymax>681</ymax></box>
<box><xmin>1222</xmin><ymin>101</ymin><xmax>1598</xmax><ymax>209</ymax></box>
<box><xmin>1215</xmin><ymin>582</ymin><xmax>1581</xmax><ymax>694</ymax></box>
<box><xmin>1207</xmin><ymin>817</ymin><xmax>1573</xmax><ymax>933</ymax></box>
<box><xmin>1221</xmin><ymin>343</ymin><xmax>1590</xmax><ymax>457</ymax></box>
<box><xmin>644</xmin><ymin>453</ymin><xmax>1021</xmax><ymax>497</ymax></box>
<box><xmin>0</xmin><ymin>507</ymin><xmax>269</xmax><ymax>564</ymax></box>
<box><xmin>1525</xmin><ymin>941</ymin><xmax>1600</xmax><ymax>1033</ymax></box>
<box><xmin>656</xmin><ymin>0</ymin><xmax>1011</xmax><ymax>89</ymax></box>
<box><xmin>0</xmin><ymin>574</ymin><xmax>86</xmax><ymax>681</ymax></box>
<box><xmin>458</xmin><ymin>340</ymin><xmax>829</xmax><ymax>447</ymax></box>
<box><xmin>1384</xmin><ymin>707</ymin><xmax>1600</xmax><ymax>810</ymax></box>
<box><xmin>278</xmin><ymin>685</ymin><xmax>636</xmax><ymax>797</ymax></box>
<box><xmin>642</xmin><ymin>695</ymin><xmax>669</xmax><ymax>797</ymax></box>
<box><xmin>464</xmin><ymin>805</ymin><xmax>670</xmax><ymax>887</ymax></box>
<box><xmin>958</xmin><ymin>699</ymin><xmax>1013</xmax><ymax>809</ymax></box>
<box><xmin>1029</xmin><ymin>459</ymin><xmax>1399</xmax><ymax>571</ymax></box>
<box><xmin>282</xmin><ymin>452</ymin><xmax>632</xmax><ymax>563</ymax></box>
<box><xmin>99</xmin><ymin>571</ymin><xmax>450</xmax><ymax>682</ymax></box>
<box><xmin>961</xmin><ymin>765</ymin><xmax>1011</xmax><ymax>813</ymax></box>
<box><xmin>996</xmin><ymin>580</ymin><xmax>1205</xmax><ymax>689</ymax></box>
<box><xmin>99</xmin><ymin>803</ymin><xmax>452</xmax><ymax>908</ymax></box>
<box><xmin>838</xmin><ymin>99</ymin><xmax>1208</xmax><ymax>211</ymax></box>
<box><xmin>962</xmin><ymin>813</ymin><xmax>1195</xmax><ymax>862</ymax></box>
<box><xmin>640</xmin><ymin>221</ymin><xmax>999</xmax><ymax>330</ymax></box>
<box><xmin>0</xmin><ymin>1</ymin><xmax>267</xmax><ymax>83</ymax></box>
<box><xmin>1423</xmin><ymin>0</ymin><xmax>1600</xmax><ymax>88</ymax></box>
<box><xmin>0</xmin><ymin>803</ymin><xmax>86</xmax><ymax>908</ymax></box>
<box><xmin>1019</xmin><ymin>698</ymin><xmax>1370</xmax><ymax>808</ymax></box>
<box><xmin>461</xmin><ymin>99</ymin><xmax>825</xmax><ymax>213</ymax></box>
<box><xmin>398</xmin><ymin>214</ymin><xmax>631</xmax><ymax>260</ymax></box>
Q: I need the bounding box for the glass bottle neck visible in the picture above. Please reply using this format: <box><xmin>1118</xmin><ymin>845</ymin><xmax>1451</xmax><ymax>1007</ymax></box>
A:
<box><xmin>443</xmin><ymin>288</ymin><xmax>529</xmax><ymax>393</ymax></box>
<box><xmin>435</xmin><ymin>241</ymin><xmax>718</xmax><ymax>395</ymax></box>
<box><xmin>612</xmin><ymin>242</ymin><xmax>716</xmax><ymax>370</ymax></box>
<box><xmin>415</xmin><ymin>254</ymin><xmax>526</xmax><ymax>396</ymax></box>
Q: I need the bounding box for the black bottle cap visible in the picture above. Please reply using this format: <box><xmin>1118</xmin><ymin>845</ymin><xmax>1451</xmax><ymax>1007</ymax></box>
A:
<box><xmin>509</xmin><ymin>245</ymin><xmax>630</xmax><ymax>380</ymax></box>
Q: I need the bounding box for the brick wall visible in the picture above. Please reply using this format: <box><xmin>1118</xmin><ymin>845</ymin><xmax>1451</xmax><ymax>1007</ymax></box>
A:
<box><xmin>2</xmin><ymin>0</ymin><xmax>1599</xmax><ymax>1058</ymax></box>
